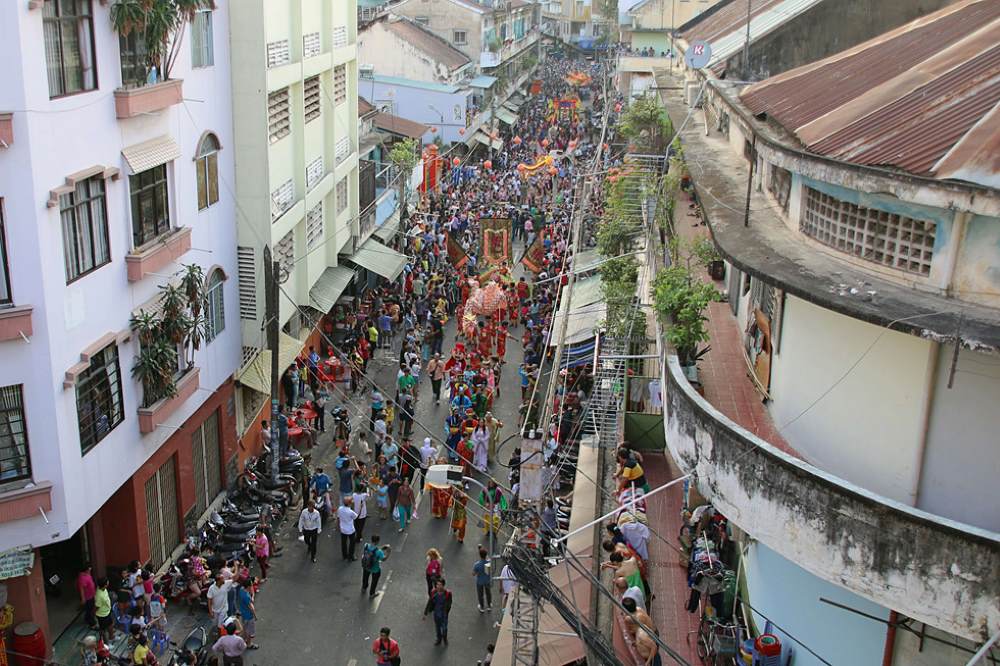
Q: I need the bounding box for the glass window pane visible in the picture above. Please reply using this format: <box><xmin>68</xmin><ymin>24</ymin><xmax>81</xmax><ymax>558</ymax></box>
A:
<box><xmin>196</xmin><ymin>158</ymin><xmax>208</xmax><ymax>210</ymax></box>
<box><xmin>207</xmin><ymin>153</ymin><xmax>219</xmax><ymax>205</ymax></box>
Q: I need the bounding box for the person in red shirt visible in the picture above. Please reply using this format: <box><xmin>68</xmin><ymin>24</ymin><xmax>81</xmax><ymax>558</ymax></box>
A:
<box><xmin>371</xmin><ymin>627</ymin><xmax>400</xmax><ymax>665</ymax></box>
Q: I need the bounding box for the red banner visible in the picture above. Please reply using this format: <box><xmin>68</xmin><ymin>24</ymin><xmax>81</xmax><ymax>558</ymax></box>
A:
<box><xmin>520</xmin><ymin>234</ymin><xmax>545</xmax><ymax>273</ymax></box>
<box><xmin>480</xmin><ymin>218</ymin><xmax>512</xmax><ymax>267</ymax></box>
<box><xmin>447</xmin><ymin>234</ymin><xmax>469</xmax><ymax>269</ymax></box>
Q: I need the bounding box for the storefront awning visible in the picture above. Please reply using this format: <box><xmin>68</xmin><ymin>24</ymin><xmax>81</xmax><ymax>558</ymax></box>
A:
<box><xmin>549</xmin><ymin>276</ymin><xmax>605</xmax><ymax>346</ymax></box>
<box><xmin>373</xmin><ymin>213</ymin><xmax>400</xmax><ymax>243</ymax></box>
<box><xmin>468</xmin><ymin>75</ymin><xmax>498</xmax><ymax>89</ymax></box>
<box><xmin>348</xmin><ymin>237</ymin><xmax>408</xmax><ymax>281</ymax></box>
<box><xmin>472</xmin><ymin>131</ymin><xmax>503</xmax><ymax>151</ymax></box>
<box><xmin>502</xmin><ymin>100</ymin><xmax>522</xmax><ymax>114</ymax></box>
<box><xmin>495</xmin><ymin>108</ymin><xmax>518</xmax><ymax>126</ymax></box>
<box><xmin>121</xmin><ymin>135</ymin><xmax>180</xmax><ymax>174</ymax></box>
<box><xmin>573</xmin><ymin>249</ymin><xmax>602</xmax><ymax>273</ymax></box>
<box><xmin>236</xmin><ymin>333</ymin><xmax>304</xmax><ymax>395</ymax></box>
<box><xmin>309</xmin><ymin>265</ymin><xmax>355</xmax><ymax>313</ymax></box>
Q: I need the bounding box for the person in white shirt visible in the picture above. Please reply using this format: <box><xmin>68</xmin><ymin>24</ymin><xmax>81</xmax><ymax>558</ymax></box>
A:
<box><xmin>352</xmin><ymin>486</ymin><xmax>369</xmax><ymax>540</ymax></box>
<box><xmin>206</xmin><ymin>573</ymin><xmax>234</xmax><ymax>634</ymax></box>
<box><xmin>419</xmin><ymin>438</ymin><xmax>437</xmax><ymax>491</ymax></box>
<box><xmin>297</xmin><ymin>500</ymin><xmax>322</xmax><ymax>562</ymax></box>
<box><xmin>336</xmin><ymin>497</ymin><xmax>359</xmax><ymax>562</ymax></box>
<box><xmin>494</xmin><ymin>564</ymin><xmax>519</xmax><ymax>629</ymax></box>
<box><xmin>619</xmin><ymin>519</ymin><xmax>651</xmax><ymax>561</ymax></box>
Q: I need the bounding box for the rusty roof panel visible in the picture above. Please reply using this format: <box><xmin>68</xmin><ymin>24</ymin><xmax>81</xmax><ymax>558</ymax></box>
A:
<box><xmin>681</xmin><ymin>0</ymin><xmax>783</xmax><ymax>46</ymax></box>
<box><xmin>735</xmin><ymin>0</ymin><xmax>1000</xmax><ymax>186</ymax></box>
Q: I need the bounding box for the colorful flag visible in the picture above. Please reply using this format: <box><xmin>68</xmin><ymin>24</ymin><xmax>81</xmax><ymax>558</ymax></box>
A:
<box><xmin>447</xmin><ymin>234</ymin><xmax>469</xmax><ymax>269</ymax></box>
<box><xmin>480</xmin><ymin>218</ymin><xmax>512</xmax><ymax>267</ymax></box>
<box><xmin>521</xmin><ymin>234</ymin><xmax>545</xmax><ymax>273</ymax></box>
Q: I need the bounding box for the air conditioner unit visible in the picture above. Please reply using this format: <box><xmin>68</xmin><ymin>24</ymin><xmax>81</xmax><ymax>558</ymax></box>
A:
<box><xmin>360</xmin><ymin>64</ymin><xmax>375</xmax><ymax>80</ymax></box>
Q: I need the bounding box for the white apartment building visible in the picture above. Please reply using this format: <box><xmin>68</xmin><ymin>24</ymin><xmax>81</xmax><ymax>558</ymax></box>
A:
<box><xmin>0</xmin><ymin>0</ymin><xmax>241</xmax><ymax>651</ymax></box>
<box><xmin>228</xmin><ymin>0</ymin><xmax>368</xmax><ymax>442</ymax></box>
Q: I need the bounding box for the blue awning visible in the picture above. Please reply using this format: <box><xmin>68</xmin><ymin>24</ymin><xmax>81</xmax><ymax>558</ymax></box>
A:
<box><xmin>469</xmin><ymin>75</ymin><xmax>498</xmax><ymax>89</ymax></box>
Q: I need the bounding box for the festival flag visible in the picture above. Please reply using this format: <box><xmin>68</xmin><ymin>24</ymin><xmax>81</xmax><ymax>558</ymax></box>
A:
<box><xmin>447</xmin><ymin>234</ymin><xmax>469</xmax><ymax>269</ymax></box>
<box><xmin>521</xmin><ymin>234</ymin><xmax>545</xmax><ymax>273</ymax></box>
<box><xmin>480</xmin><ymin>218</ymin><xmax>512</xmax><ymax>266</ymax></box>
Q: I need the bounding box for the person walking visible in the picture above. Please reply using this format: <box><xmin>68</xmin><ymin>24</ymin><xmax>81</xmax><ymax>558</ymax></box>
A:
<box><xmin>77</xmin><ymin>563</ymin><xmax>97</xmax><ymax>629</ymax></box>
<box><xmin>473</xmin><ymin>548</ymin><xmax>493</xmax><ymax>612</ymax></box>
<box><xmin>425</xmin><ymin>548</ymin><xmax>444</xmax><ymax>595</ymax></box>
<box><xmin>423</xmin><ymin>579</ymin><xmax>453</xmax><ymax>646</ymax></box>
<box><xmin>419</xmin><ymin>438</ymin><xmax>436</xmax><ymax>491</ymax></box>
<box><xmin>352</xmin><ymin>484</ymin><xmax>370</xmax><ymax>540</ymax></box>
<box><xmin>297</xmin><ymin>500</ymin><xmax>322</xmax><ymax>563</ymax></box>
<box><xmin>235</xmin><ymin>581</ymin><xmax>260</xmax><ymax>650</ymax></box>
<box><xmin>212</xmin><ymin>621</ymin><xmax>247</xmax><ymax>666</ymax></box>
<box><xmin>253</xmin><ymin>528</ymin><xmax>270</xmax><ymax>581</ymax></box>
<box><xmin>337</xmin><ymin>496</ymin><xmax>359</xmax><ymax>561</ymax></box>
<box><xmin>427</xmin><ymin>354</ymin><xmax>445</xmax><ymax>405</ymax></box>
<box><xmin>371</xmin><ymin>627</ymin><xmax>401</xmax><ymax>666</ymax></box>
<box><xmin>361</xmin><ymin>535</ymin><xmax>391</xmax><ymax>598</ymax></box>
<box><xmin>396</xmin><ymin>478</ymin><xmax>415</xmax><ymax>533</ymax></box>
<box><xmin>206</xmin><ymin>573</ymin><xmax>234</xmax><ymax>634</ymax></box>
<box><xmin>450</xmin><ymin>490</ymin><xmax>468</xmax><ymax>544</ymax></box>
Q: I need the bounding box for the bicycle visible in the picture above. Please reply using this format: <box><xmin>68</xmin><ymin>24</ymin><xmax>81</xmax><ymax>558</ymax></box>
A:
<box><xmin>692</xmin><ymin>614</ymin><xmax>740</xmax><ymax>666</ymax></box>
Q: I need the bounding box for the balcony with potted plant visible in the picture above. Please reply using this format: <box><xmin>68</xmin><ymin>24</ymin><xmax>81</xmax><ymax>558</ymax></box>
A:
<box><xmin>131</xmin><ymin>264</ymin><xmax>208</xmax><ymax>433</ymax></box>
<box><xmin>110</xmin><ymin>0</ymin><xmax>206</xmax><ymax>119</ymax></box>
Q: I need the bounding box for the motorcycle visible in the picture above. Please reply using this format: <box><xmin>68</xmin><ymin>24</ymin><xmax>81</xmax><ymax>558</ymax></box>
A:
<box><xmin>167</xmin><ymin>626</ymin><xmax>210</xmax><ymax>665</ymax></box>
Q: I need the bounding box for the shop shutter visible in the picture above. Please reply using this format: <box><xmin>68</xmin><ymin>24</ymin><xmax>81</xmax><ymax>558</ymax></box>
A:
<box><xmin>191</xmin><ymin>410</ymin><xmax>221</xmax><ymax>518</ymax></box>
<box><xmin>144</xmin><ymin>456</ymin><xmax>179</xmax><ymax>569</ymax></box>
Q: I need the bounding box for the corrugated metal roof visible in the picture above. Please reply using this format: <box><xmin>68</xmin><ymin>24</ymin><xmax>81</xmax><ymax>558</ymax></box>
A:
<box><xmin>701</xmin><ymin>0</ymin><xmax>824</xmax><ymax>71</ymax></box>
<box><xmin>384</xmin><ymin>17</ymin><xmax>471</xmax><ymax>71</ymax></box>
<box><xmin>373</xmin><ymin>112</ymin><xmax>430</xmax><ymax>139</ymax></box>
<box><xmin>681</xmin><ymin>0</ymin><xmax>784</xmax><ymax>47</ymax></box>
<box><xmin>738</xmin><ymin>0</ymin><xmax>1000</xmax><ymax>185</ymax></box>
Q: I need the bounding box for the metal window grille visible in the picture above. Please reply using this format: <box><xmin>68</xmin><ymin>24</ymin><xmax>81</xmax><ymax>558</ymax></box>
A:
<box><xmin>0</xmin><ymin>385</ymin><xmax>31</xmax><ymax>484</ymax></box>
<box><xmin>191</xmin><ymin>409</ymin><xmax>221</xmax><ymax>518</ymax></box>
<box><xmin>335</xmin><ymin>136</ymin><xmax>351</xmax><ymax>165</ymax></box>
<box><xmin>332</xmin><ymin>26</ymin><xmax>348</xmax><ymax>49</ymax></box>
<box><xmin>265</xmin><ymin>39</ymin><xmax>290</xmax><ymax>68</ymax></box>
<box><xmin>303</xmin><ymin>32</ymin><xmax>321</xmax><ymax>59</ymax></box>
<box><xmin>336</xmin><ymin>177</ymin><xmax>348</xmax><ymax>214</ymax></box>
<box><xmin>129</xmin><ymin>164</ymin><xmax>171</xmax><ymax>248</ymax></box>
<box><xmin>801</xmin><ymin>187</ymin><xmax>936</xmax><ymax>276</ymax></box>
<box><xmin>304</xmin><ymin>76</ymin><xmax>322</xmax><ymax>123</ymax></box>
<box><xmin>270</xmin><ymin>179</ymin><xmax>294</xmax><ymax>221</ymax></box>
<box><xmin>76</xmin><ymin>343</ymin><xmax>124</xmax><ymax>453</ymax></box>
<box><xmin>306</xmin><ymin>156</ymin><xmax>324</xmax><ymax>191</ymax></box>
<box><xmin>144</xmin><ymin>456</ymin><xmax>179</xmax><ymax>569</ymax></box>
<box><xmin>333</xmin><ymin>65</ymin><xmax>347</xmax><ymax>105</ymax></box>
<box><xmin>268</xmin><ymin>88</ymin><xmax>291</xmax><ymax>143</ymax></box>
<box><xmin>237</xmin><ymin>246</ymin><xmax>257</xmax><ymax>320</ymax></box>
<box><xmin>0</xmin><ymin>200</ymin><xmax>10</xmax><ymax>304</ymax></box>
<box><xmin>59</xmin><ymin>175</ymin><xmax>110</xmax><ymax>282</ymax></box>
<box><xmin>276</xmin><ymin>230</ymin><xmax>294</xmax><ymax>275</ymax></box>
<box><xmin>306</xmin><ymin>202</ymin><xmax>324</xmax><ymax>250</ymax></box>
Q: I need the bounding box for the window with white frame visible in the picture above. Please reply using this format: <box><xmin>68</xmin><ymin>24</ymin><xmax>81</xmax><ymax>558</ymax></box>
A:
<box><xmin>303</xmin><ymin>32</ymin><xmax>321</xmax><ymax>59</ymax></box>
<box><xmin>453</xmin><ymin>30</ymin><xmax>467</xmax><ymax>45</ymax></box>
<box><xmin>268</xmin><ymin>88</ymin><xmax>291</xmax><ymax>143</ymax></box>
<box><xmin>76</xmin><ymin>342</ymin><xmax>124</xmax><ymax>453</ymax></box>
<box><xmin>190</xmin><ymin>8</ymin><xmax>214</xmax><ymax>67</ymax></box>
<box><xmin>59</xmin><ymin>176</ymin><xmax>110</xmax><ymax>282</ymax></box>
<box><xmin>270</xmin><ymin>179</ymin><xmax>294</xmax><ymax>221</ymax></box>
<box><xmin>237</xmin><ymin>246</ymin><xmax>256</xmax><ymax>320</ymax></box>
<box><xmin>0</xmin><ymin>385</ymin><xmax>31</xmax><ymax>484</ymax></box>
<box><xmin>204</xmin><ymin>269</ymin><xmax>225</xmax><ymax>342</ymax></box>
<box><xmin>304</xmin><ymin>76</ymin><xmax>321</xmax><ymax>123</ymax></box>
<box><xmin>276</xmin><ymin>230</ymin><xmax>294</xmax><ymax>274</ymax></box>
<box><xmin>195</xmin><ymin>133</ymin><xmax>220</xmax><ymax>211</ymax></box>
<box><xmin>332</xmin><ymin>25</ymin><xmax>348</xmax><ymax>49</ymax></box>
<box><xmin>333</xmin><ymin>65</ymin><xmax>347</xmax><ymax>105</ymax></box>
<box><xmin>306</xmin><ymin>202</ymin><xmax>324</xmax><ymax>250</ymax></box>
<box><xmin>306</xmin><ymin>156</ymin><xmax>324</xmax><ymax>191</ymax></box>
<box><xmin>801</xmin><ymin>186</ymin><xmax>937</xmax><ymax>277</ymax></box>
<box><xmin>336</xmin><ymin>177</ymin><xmax>349</xmax><ymax>215</ymax></box>
<box><xmin>266</xmin><ymin>39</ymin><xmax>290</xmax><ymax>68</ymax></box>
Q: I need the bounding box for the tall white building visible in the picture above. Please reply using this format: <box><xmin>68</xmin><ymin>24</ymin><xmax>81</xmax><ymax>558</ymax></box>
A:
<box><xmin>0</xmin><ymin>0</ymin><xmax>241</xmax><ymax>651</ymax></box>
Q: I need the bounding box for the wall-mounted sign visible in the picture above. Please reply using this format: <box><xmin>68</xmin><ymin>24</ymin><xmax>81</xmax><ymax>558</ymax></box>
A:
<box><xmin>0</xmin><ymin>547</ymin><xmax>34</xmax><ymax>581</ymax></box>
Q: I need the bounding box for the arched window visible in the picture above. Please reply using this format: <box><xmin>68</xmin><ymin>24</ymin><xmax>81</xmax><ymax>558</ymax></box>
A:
<box><xmin>204</xmin><ymin>269</ymin><xmax>225</xmax><ymax>341</ymax></box>
<box><xmin>195</xmin><ymin>132</ymin><xmax>221</xmax><ymax>211</ymax></box>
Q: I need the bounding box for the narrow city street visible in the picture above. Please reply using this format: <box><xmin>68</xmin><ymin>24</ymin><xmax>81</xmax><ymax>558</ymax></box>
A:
<box><xmin>250</xmin><ymin>269</ymin><xmax>526</xmax><ymax>666</ymax></box>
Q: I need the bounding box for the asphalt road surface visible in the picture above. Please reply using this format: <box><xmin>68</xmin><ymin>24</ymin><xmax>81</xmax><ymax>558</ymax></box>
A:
<box><xmin>248</xmin><ymin>275</ymin><xmax>526</xmax><ymax>666</ymax></box>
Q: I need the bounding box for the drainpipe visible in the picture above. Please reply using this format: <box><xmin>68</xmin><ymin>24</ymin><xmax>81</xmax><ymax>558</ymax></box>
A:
<box><xmin>943</xmin><ymin>211</ymin><xmax>970</xmax><ymax>296</ymax></box>
<box><xmin>909</xmin><ymin>340</ymin><xmax>939</xmax><ymax>507</ymax></box>
<box><xmin>882</xmin><ymin>610</ymin><xmax>899</xmax><ymax>666</ymax></box>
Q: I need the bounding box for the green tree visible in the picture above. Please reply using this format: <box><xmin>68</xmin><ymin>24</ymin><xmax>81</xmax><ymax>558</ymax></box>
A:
<box><xmin>618</xmin><ymin>97</ymin><xmax>673</xmax><ymax>154</ymax></box>
<box><xmin>388</xmin><ymin>138</ymin><xmax>420</xmax><ymax>220</ymax></box>
<box><xmin>110</xmin><ymin>0</ymin><xmax>208</xmax><ymax>80</ymax></box>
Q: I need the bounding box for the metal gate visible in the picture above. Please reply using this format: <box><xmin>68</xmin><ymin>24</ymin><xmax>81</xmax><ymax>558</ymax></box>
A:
<box><xmin>191</xmin><ymin>410</ymin><xmax>221</xmax><ymax>519</ymax></box>
<box><xmin>145</xmin><ymin>456</ymin><xmax>179</xmax><ymax>569</ymax></box>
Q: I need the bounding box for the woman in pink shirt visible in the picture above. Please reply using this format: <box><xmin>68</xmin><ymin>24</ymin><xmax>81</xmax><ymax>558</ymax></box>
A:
<box><xmin>254</xmin><ymin>529</ymin><xmax>270</xmax><ymax>581</ymax></box>
<box><xmin>77</xmin><ymin>563</ymin><xmax>97</xmax><ymax>628</ymax></box>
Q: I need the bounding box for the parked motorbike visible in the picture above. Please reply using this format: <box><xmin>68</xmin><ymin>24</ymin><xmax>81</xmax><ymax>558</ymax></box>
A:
<box><xmin>167</xmin><ymin>626</ymin><xmax>210</xmax><ymax>665</ymax></box>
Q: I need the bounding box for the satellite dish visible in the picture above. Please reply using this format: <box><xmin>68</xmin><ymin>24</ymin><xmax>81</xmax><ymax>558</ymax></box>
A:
<box><xmin>685</xmin><ymin>40</ymin><xmax>712</xmax><ymax>69</ymax></box>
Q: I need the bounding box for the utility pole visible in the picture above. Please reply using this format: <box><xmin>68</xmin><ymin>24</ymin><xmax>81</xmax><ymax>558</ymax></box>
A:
<box><xmin>742</xmin><ymin>0</ymin><xmax>752</xmax><ymax>80</ymax></box>
<box><xmin>263</xmin><ymin>245</ymin><xmax>281</xmax><ymax>484</ymax></box>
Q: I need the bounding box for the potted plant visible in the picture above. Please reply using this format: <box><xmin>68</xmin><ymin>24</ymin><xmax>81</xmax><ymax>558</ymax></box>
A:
<box><xmin>110</xmin><ymin>0</ymin><xmax>208</xmax><ymax>83</ymax></box>
<box><xmin>691</xmin><ymin>237</ymin><xmax>725</xmax><ymax>281</ymax></box>
<box><xmin>652</xmin><ymin>264</ymin><xmax>720</xmax><ymax>384</ymax></box>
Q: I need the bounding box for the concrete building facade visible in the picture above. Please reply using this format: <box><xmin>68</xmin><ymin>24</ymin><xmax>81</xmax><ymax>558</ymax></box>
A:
<box><xmin>0</xmin><ymin>0</ymin><xmax>241</xmax><ymax>650</ymax></box>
